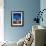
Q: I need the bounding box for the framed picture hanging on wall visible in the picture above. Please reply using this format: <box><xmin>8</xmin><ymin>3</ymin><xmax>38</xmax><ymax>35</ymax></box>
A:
<box><xmin>11</xmin><ymin>11</ymin><xmax>24</xmax><ymax>27</ymax></box>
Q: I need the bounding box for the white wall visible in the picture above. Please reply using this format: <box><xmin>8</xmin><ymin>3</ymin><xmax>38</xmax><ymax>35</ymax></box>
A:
<box><xmin>40</xmin><ymin>0</ymin><xmax>46</xmax><ymax>45</ymax></box>
<box><xmin>40</xmin><ymin>0</ymin><xmax>46</xmax><ymax>27</ymax></box>
<box><xmin>0</xmin><ymin>0</ymin><xmax>4</xmax><ymax>42</ymax></box>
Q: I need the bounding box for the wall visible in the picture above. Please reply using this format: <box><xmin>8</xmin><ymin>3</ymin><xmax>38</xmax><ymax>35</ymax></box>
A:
<box><xmin>40</xmin><ymin>0</ymin><xmax>46</xmax><ymax>27</ymax></box>
<box><xmin>4</xmin><ymin>0</ymin><xmax>40</xmax><ymax>42</ymax></box>
<box><xmin>40</xmin><ymin>0</ymin><xmax>46</xmax><ymax>45</ymax></box>
<box><xmin>0</xmin><ymin>0</ymin><xmax>4</xmax><ymax>42</ymax></box>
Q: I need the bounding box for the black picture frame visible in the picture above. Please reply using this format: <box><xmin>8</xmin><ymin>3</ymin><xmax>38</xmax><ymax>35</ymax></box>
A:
<box><xmin>11</xmin><ymin>11</ymin><xmax>24</xmax><ymax>27</ymax></box>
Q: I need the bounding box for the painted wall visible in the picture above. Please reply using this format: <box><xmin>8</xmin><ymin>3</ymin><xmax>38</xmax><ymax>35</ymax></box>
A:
<box><xmin>4</xmin><ymin>0</ymin><xmax>40</xmax><ymax>42</ymax></box>
<box><xmin>40</xmin><ymin>0</ymin><xmax>46</xmax><ymax>27</ymax></box>
<box><xmin>0</xmin><ymin>0</ymin><xmax>4</xmax><ymax>42</ymax></box>
<box><xmin>40</xmin><ymin>0</ymin><xmax>46</xmax><ymax>45</ymax></box>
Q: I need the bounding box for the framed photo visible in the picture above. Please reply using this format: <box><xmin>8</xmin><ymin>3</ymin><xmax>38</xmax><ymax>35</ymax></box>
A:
<box><xmin>11</xmin><ymin>11</ymin><xmax>24</xmax><ymax>27</ymax></box>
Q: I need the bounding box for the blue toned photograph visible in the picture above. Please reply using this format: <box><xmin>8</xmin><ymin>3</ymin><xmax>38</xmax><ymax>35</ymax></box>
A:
<box><xmin>11</xmin><ymin>11</ymin><xmax>24</xmax><ymax>27</ymax></box>
<box><xmin>13</xmin><ymin>13</ymin><xmax>21</xmax><ymax>24</ymax></box>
